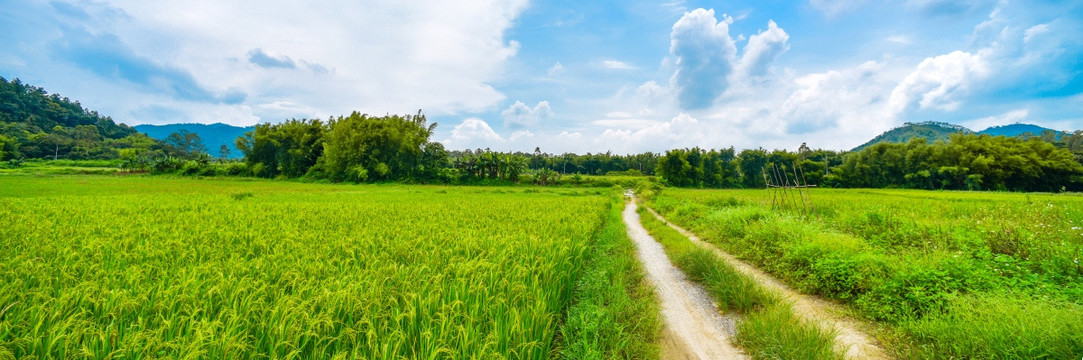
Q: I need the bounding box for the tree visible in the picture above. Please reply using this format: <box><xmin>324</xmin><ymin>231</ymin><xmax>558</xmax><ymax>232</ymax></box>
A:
<box><xmin>219</xmin><ymin>145</ymin><xmax>231</xmax><ymax>160</ymax></box>
<box><xmin>322</xmin><ymin>111</ymin><xmax>437</xmax><ymax>182</ymax></box>
<box><xmin>163</xmin><ymin>130</ymin><xmax>206</xmax><ymax>159</ymax></box>
<box><xmin>71</xmin><ymin>124</ymin><xmax>102</xmax><ymax>158</ymax></box>
<box><xmin>38</xmin><ymin>126</ymin><xmax>72</xmax><ymax>160</ymax></box>
<box><xmin>738</xmin><ymin>149</ymin><xmax>768</xmax><ymax>188</ymax></box>
<box><xmin>0</xmin><ymin>134</ymin><xmax>17</xmax><ymax>160</ymax></box>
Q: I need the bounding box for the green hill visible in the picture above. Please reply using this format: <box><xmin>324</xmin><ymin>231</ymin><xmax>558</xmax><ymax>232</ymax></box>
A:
<box><xmin>0</xmin><ymin>76</ymin><xmax>154</xmax><ymax>160</ymax></box>
<box><xmin>852</xmin><ymin>121</ymin><xmax>972</xmax><ymax>151</ymax></box>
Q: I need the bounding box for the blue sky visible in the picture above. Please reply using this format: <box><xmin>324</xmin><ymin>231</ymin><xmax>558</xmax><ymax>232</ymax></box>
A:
<box><xmin>2</xmin><ymin>0</ymin><xmax>1081</xmax><ymax>153</ymax></box>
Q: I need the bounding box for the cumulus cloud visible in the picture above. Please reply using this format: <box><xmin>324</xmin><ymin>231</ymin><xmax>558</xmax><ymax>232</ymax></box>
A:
<box><xmin>781</xmin><ymin>61</ymin><xmax>897</xmax><ymax>136</ymax></box>
<box><xmin>441</xmin><ymin>118</ymin><xmax>546</xmax><ymax>152</ymax></box>
<box><xmin>890</xmin><ymin>1</ymin><xmax>1083</xmax><ymax>116</ymax></box>
<box><xmin>598</xmin><ymin>113</ymin><xmax>710</xmax><ymax>153</ymax></box>
<box><xmin>888</xmin><ymin>50</ymin><xmax>991</xmax><ymax>113</ymax></box>
<box><xmin>635</xmin><ymin>81</ymin><xmax>669</xmax><ymax>108</ymax></box>
<box><xmin>669</xmin><ymin>9</ymin><xmax>790</xmax><ymax>110</ymax></box>
<box><xmin>450</xmin><ymin>118</ymin><xmax>502</xmax><ymax>143</ymax></box>
<box><xmin>737</xmin><ymin>20</ymin><xmax>790</xmax><ymax>79</ymax></box>
<box><xmin>669</xmin><ymin>8</ymin><xmax>737</xmax><ymax>110</ymax></box>
<box><xmin>501</xmin><ymin>101</ymin><xmax>552</xmax><ymax>128</ymax></box>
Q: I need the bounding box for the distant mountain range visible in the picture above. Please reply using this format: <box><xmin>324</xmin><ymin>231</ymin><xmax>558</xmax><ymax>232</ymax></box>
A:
<box><xmin>135</xmin><ymin>123</ymin><xmax>254</xmax><ymax>159</ymax></box>
<box><xmin>851</xmin><ymin>121</ymin><xmax>1064</xmax><ymax>151</ymax></box>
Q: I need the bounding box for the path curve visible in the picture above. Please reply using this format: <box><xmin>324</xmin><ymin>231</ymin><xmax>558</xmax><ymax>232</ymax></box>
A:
<box><xmin>622</xmin><ymin>196</ymin><xmax>747</xmax><ymax>360</ymax></box>
<box><xmin>644</xmin><ymin>207</ymin><xmax>890</xmax><ymax>360</ymax></box>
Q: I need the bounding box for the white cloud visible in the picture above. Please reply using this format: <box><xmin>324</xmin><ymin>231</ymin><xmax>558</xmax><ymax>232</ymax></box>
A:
<box><xmin>509</xmin><ymin>130</ymin><xmax>534</xmax><ymax>141</ymax></box>
<box><xmin>547</xmin><ymin>62</ymin><xmax>565</xmax><ymax>77</ymax></box>
<box><xmin>450</xmin><ymin>118</ymin><xmax>502</xmax><ymax>143</ymax></box>
<box><xmin>1023</xmin><ymin>23</ymin><xmax>1051</xmax><ymax>43</ymax></box>
<box><xmin>441</xmin><ymin>118</ymin><xmax>540</xmax><ymax>151</ymax></box>
<box><xmin>737</xmin><ymin>20</ymin><xmax>790</xmax><ymax>79</ymax></box>
<box><xmin>597</xmin><ymin>113</ymin><xmax>710</xmax><ymax>153</ymax></box>
<box><xmin>965</xmin><ymin>109</ymin><xmax>1029</xmax><ymax>131</ymax></box>
<box><xmin>668</xmin><ymin>9</ymin><xmax>792</xmax><ymax>110</ymax></box>
<box><xmin>602</xmin><ymin>60</ymin><xmax>637</xmax><ymax>70</ymax></box>
<box><xmin>669</xmin><ymin>8</ymin><xmax>737</xmax><ymax>110</ymax></box>
<box><xmin>501</xmin><ymin>100</ymin><xmax>553</xmax><ymax>128</ymax></box>
<box><xmin>888</xmin><ymin>50</ymin><xmax>991</xmax><ymax>113</ymax></box>
<box><xmin>780</xmin><ymin>61</ymin><xmax>898</xmax><ymax>138</ymax></box>
<box><xmin>10</xmin><ymin>0</ymin><xmax>529</xmax><ymax>126</ymax></box>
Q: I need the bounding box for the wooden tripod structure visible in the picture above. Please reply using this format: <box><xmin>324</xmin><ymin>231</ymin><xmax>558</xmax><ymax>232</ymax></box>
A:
<box><xmin>762</xmin><ymin>163</ymin><xmax>815</xmax><ymax>215</ymax></box>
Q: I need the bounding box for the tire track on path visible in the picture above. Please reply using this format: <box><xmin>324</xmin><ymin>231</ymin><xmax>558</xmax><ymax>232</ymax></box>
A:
<box><xmin>622</xmin><ymin>196</ymin><xmax>748</xmax><ymax>360</ymax></box>
<box><xmin>644</xmin><ymin>206</ymin><xmax>890</xmax><ymax>360</ymax></box>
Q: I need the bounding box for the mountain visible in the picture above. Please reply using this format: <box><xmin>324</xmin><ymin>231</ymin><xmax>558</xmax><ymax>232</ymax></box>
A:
<box><xmin>978</xmin><ymin>123</ymin><xmax>1058</xmax><ymax>138</ymax></box>
<box><xmin>851</xmin><ymin>121</ymin><xmax>972</xmax><ymax>151</ymax></box>
<box><xmin>135</xmin><ymin>123</ymin><xmax>254</xmax><ymax>159</ymax></box>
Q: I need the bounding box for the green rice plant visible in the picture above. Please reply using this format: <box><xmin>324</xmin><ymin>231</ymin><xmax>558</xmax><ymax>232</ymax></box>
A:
<box><xmin>0</xmin><ymin>175</ymin><xmax>641</xmax><ymax>359</ymax></box>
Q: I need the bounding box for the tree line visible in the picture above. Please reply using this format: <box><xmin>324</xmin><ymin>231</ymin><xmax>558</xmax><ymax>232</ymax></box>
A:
<box><xmin>656</xmin><ymin>134</ymin><xmax>1083</xmax><ymax>192</ymax></box>
<box><xmin>232</xmin><ymin>112</ymin><xmax>661</xmax><ymax>184</ymax></box>
<box><xmin>235</xmin><ymin>111</ymin><xmax>448</xmax><ymax>182</ymax></box>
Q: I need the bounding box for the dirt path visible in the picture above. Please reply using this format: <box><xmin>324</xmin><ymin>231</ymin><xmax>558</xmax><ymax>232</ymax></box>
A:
<box><xmin>622</xmin><ymin>197</ymin><xmax>748</xmax><ymax>360</ymax></box>
<box><xmin>644</xmin><ymin>207</ymin><xmax>890</xmax><ymax>360</ymax></box>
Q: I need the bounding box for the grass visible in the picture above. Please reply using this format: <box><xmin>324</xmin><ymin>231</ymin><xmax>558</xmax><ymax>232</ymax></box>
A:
<box><xmin>649</xmin><ymin>188</ymin><xmax>1083</xmax><ymax>359</ymax></box>
<box><xmin>635</xmin><ymin>204</ymin><xmax>838</xmax><ymax>360</ymax></box>
<box><xmin>554</xmin><ymin>193</ymin><xmax>661</xmax><ymax>359</ymax></box>
<box><xmin>0</xmin><ymin>175</ymin><xmax>656</xmax><ymax>358</ymax></box>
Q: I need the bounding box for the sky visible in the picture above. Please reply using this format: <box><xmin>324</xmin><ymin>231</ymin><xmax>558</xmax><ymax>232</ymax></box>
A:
<box><xmin>2</xmin><ymin>0</ymin><xmax>1081</xmax><ymax>154</ymax></box>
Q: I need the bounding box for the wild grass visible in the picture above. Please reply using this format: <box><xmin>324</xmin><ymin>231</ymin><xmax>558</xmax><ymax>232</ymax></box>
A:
<box><xmin>635</xmin><ymin>205</ymin><xmax>838</xmax><ymax>360</ymax></box>
<box><xmin>554</xmin><ymin>195</ymin><xmax>661</xmax><ymax>359</ymax></box>
<box><xmin>0</xmin><ymin>175</ymin><xmax>644</xmax><ymax>358</ymax></box>
<box><xmin>649</xmin><ymin>188</ymin><xmax>1083</xmax><ymax>359</ymax></box>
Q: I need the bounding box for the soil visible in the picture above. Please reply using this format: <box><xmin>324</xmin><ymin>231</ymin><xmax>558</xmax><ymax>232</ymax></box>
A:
<box><xmin>643</xmin><ymin>206</ymin><xmax>891</xmax><ymax>360</ymax></box>
<box><xmin>622</xmin><ymin>197</ymin><xmax>748</xmax><ymax>360</ymax></box>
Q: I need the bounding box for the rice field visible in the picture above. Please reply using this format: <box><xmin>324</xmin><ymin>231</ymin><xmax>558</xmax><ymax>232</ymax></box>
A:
<box><xmin>648</xmin><ymin>188</ymin><xmax>1083</xmax><ymax>359</ymax></box>
<box><xmin>0</xmin><ymin>175</ymin><xmax>655</xmax><ymax>359</ymax></box>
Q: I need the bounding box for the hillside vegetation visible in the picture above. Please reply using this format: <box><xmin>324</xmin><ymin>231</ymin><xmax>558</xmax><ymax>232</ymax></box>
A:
<box><xmin>0</xmin><ymin>77</ymin><xmax>157</xmax><ymax>161</ymax></box>
<box><xmin>851</xmin><ymin>121</ymin><xmax>971</xmax><ymax>151</ymax></box>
